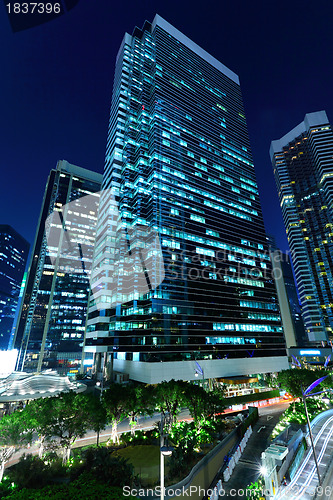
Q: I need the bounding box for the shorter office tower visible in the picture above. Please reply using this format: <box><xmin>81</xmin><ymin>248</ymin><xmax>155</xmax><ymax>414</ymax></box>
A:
<box><xmin>0</xmin><ymin>225</ymin><xmax>29</xmax><ymax>350</ymax></box>
<box><xmin>270</xmin><ymin>249</ymin><xmax>306</xmax><ymax>347</ymax></box>
<box><xmin>267</xmin><ymin>235</ymin><xmax>306</xmax><ymax>347</ymax></box>
<box><xmin>270</xmin><ymin>111</ymin><xmax>333</xmax><ymax>343</ymax></box>
<box><xmin>14</xmin><ymin>160</ymin><xmax>102</xmax><ymax>373</ymax></box>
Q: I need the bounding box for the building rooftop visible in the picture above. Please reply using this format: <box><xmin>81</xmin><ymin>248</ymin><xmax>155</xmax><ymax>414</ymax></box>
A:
<box><xmin>270</xmin><ymin>110</ymin><xmax>329</xmax><ymax>159</ymax></box>
<box><xmin>121</xmin><ymin>14</ymin><xmax>240</xmax><ymax>85</ymax></box>
<box><xmin>56</xmin><ymin>160</ymin><xmax>103</xmax><ymax>184</ymax></box>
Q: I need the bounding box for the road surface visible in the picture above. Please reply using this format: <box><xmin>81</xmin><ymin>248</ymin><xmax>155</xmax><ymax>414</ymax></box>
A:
<box><xmin>276</xmin><ymin>409</ymin><xmax>333</xmax><ymax>500</ymax></box>
<box><xmin>218</xmin><ymin>402</ymin><xmax>290</xmax><ymax>497</ymax></box>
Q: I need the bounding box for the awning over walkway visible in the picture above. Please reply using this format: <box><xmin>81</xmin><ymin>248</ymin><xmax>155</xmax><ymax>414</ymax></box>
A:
<box><xmin>0</xmin><ymin>370</ymin><xmax>86</xmax><ymax>403</ymax></box>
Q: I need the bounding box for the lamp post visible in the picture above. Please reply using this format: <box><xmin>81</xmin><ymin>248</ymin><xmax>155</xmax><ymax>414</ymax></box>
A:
<box><xmin>302</xmin><ymin>391</ymin><xmax>321</xmax><ymax>485</ymax></box>
<box><xmin>301</xmin><ymin>375</ymin><xmax>328</xmax><ymax>486</ymax></box>
<box><xmin>195</xmin><ymin>361</ymin><xmax>205</xmax><ymax>389</ymax></box>
<box><xmin>160</xmin><ymin>413</ymin><xmax>173</xmax><ymax>500</ymax></box>
<box><xmin>95</xmin><ymin>366</ymin><xmax>106</xmax><ymax>446</ymax></box>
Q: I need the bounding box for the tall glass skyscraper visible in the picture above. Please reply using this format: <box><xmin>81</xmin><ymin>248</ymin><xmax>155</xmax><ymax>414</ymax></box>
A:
<box><xmin>14</xmin><ymin>160</ymin><xmax>102</xmax><ymax>372</ymax></box>
<box><xmin>271</xmin><ymin>111</ymin><xmax>333</xmax><ymax>344</ymax></box>
<box><xmin>86</xmin><ymin>15</ymin><xmax>288</xmax><ymax>383</ymax></box>
<box><xmin>0</xmin><ymin>225</ymin><xmax>29</xmax><ymax>350</ymax></box>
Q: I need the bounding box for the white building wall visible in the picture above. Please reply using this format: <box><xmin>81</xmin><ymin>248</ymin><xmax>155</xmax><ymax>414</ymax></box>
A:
<box><xmin>112</xmin><ymin>356</ymin><xmax>289</xmax><ymax>384</ymax></box>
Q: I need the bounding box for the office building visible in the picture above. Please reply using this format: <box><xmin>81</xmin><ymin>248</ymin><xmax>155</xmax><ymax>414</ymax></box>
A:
<box><xmin>86</xmin><ymin>15</ymin><xmax>288</xmax><ymax>383</ymax></box>
<box><xmin>267</xmin><ymin>235</ymin><xmax>306</xmax><ymax>347</ymax></box>
<box><xmin>14</xmin><ymin>160</ymin><xmax>102</xmax><ymax>372</ymax></box>
<box><xmin>0</xmin><ymin>225</ymin><xmax>29</xmax><ymax>350</ymax></box>
<box><xmin>268</xmin><ymin>249</ymin><xmax>306</xmax><ymax>348</ymax></box>
<box><xmin>271</xmin><ymin>111</ymin><xmax>333</xmax><ymax>343</ymax></box>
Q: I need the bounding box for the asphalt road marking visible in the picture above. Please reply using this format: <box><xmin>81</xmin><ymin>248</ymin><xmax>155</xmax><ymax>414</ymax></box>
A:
<box><xmin>238</xmin><ymin>459</ymin><xmax>260</xmax><ymax>470</ymax></box>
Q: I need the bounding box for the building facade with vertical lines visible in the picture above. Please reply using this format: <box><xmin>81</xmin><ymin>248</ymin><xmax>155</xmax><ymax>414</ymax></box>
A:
<box><xmin>14</xmin><ymin>160</ymin><xmax>102</xmax><ymax>372</ymax></box>
<box><xmin>270</xmin><ymin>111</ymin><xmax>333</xmax><ymax>344</ymax></box>
<box><xmin>0</xmin><ymin>225</ymin><xmax>29</xmax><ymax>351</ymax></box>
<box><xmin>85</xmin><ymin>15</ymin><xmax>288</xmax><ymax>383</ymax></box>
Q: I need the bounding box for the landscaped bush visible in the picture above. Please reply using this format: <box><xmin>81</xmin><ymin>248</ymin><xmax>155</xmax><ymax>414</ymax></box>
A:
<box><xmin>120</xmin><ymin>429</ymin><xmax>155</xmax><ymax>446</ymax></box>
<box><xmin>0</xmin><ymin>475</ymin><xmax>18</xmax><ymax>499</ymax></box>
<box><xmin>3</xmin><ymin>473</ymin><xmax>136</xmax><ymax>499</ymax></box>
<box><xmin>70</xmin><ymin>446</ymin><xmax>134</xmax><ymax>487</ymax></box>
<box><xmin>3</xmin><ymin>448</ymin><xmax>134</xmax><ymax>498</ymax></box>
<box><xmin>6</xmin><ymin>455</ymin><xmax>54</xmax><ymax>490</ymax></box>
<box><xmin>169</xmin><ymin>419</ymin><xmax>220</xmax><ymax>449</ymax></box>
<box><xmin>271</xmin><ymin>398</ymin><xmax>329</xmax><ymax>439</ymax></box>
<box><xmin>167</xmin><ymin>442</ymin><xmax>196</xmax><ymax>479</ymax></box>
<box><xmin>245</xmin><ymin>478</ymin><xmax>265</xmax><ymax>500</ymax></box>
<box><xmin>166</xmin><ymin>419</ymin><xmax>221</xmax><ymax>480</ymax></box>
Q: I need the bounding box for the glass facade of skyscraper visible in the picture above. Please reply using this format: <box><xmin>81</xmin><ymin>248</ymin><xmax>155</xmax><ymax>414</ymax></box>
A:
<box><xmin>86</xmin><ymin>15</ymin><xmax>287</xmax><ymax>382</ymax></box>
<box><xmin>14</xmin><ymin>160</ymin><xmax>102</xmax><ymax>372</ymax></box>
<box><xmin>0</xmin><ymin>225</ymin><xmax>29</xmax><ymax>350</ymax></box>
<box><xmin>271</xmin><ymin>111</ymin><xmax>333</xmax><ymax>343</ymax></box>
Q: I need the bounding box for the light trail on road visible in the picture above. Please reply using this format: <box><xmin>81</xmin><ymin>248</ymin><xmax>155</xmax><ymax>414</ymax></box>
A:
<box><xmin>277</xmin><ymin>410</ymin><xmax>333</xmax><ymax>500</ymax></box>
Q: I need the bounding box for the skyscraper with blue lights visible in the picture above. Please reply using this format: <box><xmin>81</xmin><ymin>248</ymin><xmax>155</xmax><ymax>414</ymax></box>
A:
<box><xmin>14</xmin><ymin>160</ymin><xmax>102</xmax><ymax>372</ymax></box>
<box><xmin>86</xmin><ymin>15</ymin><xmax>288</xmax><ymax>383</ymax></box>
<box><xmin>271</xmin><ymin>111</ymin><xmax>333</xmax><ymax>344</ymax></box>
<box><xmin>0</xmin><ymin>225</ymin><xmax>29</xmax><ymax>350</ymax></box>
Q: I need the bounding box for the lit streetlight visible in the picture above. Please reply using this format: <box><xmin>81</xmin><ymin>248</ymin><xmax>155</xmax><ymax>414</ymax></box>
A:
<box><xmin>301</xmin><ymin>375</ymin><xmax>328</xmax><ymax>486</ymax></box>
<box><xmin>95</xmin><ymin>368</ymin><xmax>106</xmax><ymax>446</ymax></box>
<box><xmin>195</xmin><ymin>361</ymin><xmax>205</xmax><ymax>389</ymax></box>
<box><xmin>160</xmin><ymin>413</ymin><xmax>173</xmax><ymax>500</ymax></box>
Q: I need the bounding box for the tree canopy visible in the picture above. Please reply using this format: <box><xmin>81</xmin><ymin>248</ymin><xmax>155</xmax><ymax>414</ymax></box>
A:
<box><xmin>102</xmin><ymin>383</ymin><xmax>133</xmax><ymax>443</ymax></box>
<box><xmin>277</xmin><ymin>368</ymin><xmax>331</xmax><ymax>398</ymax></box>
<box><xmin>0</xmin><ymin>411</ymin><xmax>33</xmax><ymax>482</ymax></box>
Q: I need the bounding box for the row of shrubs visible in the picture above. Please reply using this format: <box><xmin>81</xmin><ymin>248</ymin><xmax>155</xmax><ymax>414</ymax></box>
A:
<box><xmin>0</xmin><ymin>447</ymin><xmax>136</xmax><ymax>499</ymax></box>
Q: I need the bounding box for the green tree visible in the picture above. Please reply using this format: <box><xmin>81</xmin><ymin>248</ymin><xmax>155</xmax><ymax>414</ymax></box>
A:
<box><xmin>43</xmin><ymin>392</ymin><xmax>99</xmax><ymax>463</ymax></box>
<box><xmin>84</xmin><ymin>394</ymin><xmax>107</xmax><ymax>447</ymax></box>
<box><xmin>0</xmin><ymin>411</ymin><xmax>33</xmax><ymax>482</ymax></box>
<box><xmin>277</xmin><ymin>368</ymin><xmax>331</xmax><ymax>404</ymax></box>
<box><xmin>207</xmin><ymin>385</ymin><xmax>226</xmax><ymax>420</ymax></box>
<box><xmin>102</xmin><ymin>384</ymin><xmax>132</xmax><ymax>444</ymax></box>
<box><xmin>182</xmin><ymin>383</ymin><xmax>211</xmax><ymax>429</ymax></box>
<box><xmin>246</xmin><ymin>478</ymin><xmax>265</xmax><ymax>500</ymax></box>
<box><xmin>24</xmin><ymin>397</ymin><xmax>56</xmax><ymax>458</ymax></box>
<box><xmin>124</xmin><ymin>384</ymin><xmax>155</xmax><ymax>435</ymax></box>
<box><xmin>263</xmin><ymin>373</ymin><xmax>279</xmax><ymax>388</ymax></box>
<box><xmin>152</xmin><ymin>380</ymin><xmax>187</xmax><ymax>430</ymax></box>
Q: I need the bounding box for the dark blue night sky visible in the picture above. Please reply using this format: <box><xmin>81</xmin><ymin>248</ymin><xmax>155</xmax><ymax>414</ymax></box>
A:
<box><xmin>1</xmin><ymin>0</ymin><xmax>333</xmax><ymax>252</ymax></box>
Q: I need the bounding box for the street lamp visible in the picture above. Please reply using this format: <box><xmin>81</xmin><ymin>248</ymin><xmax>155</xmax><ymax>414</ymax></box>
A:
<box><xmin>95</xmin><ymin>372</ymin><xmax>106</xmax><ymax>446</ymax></box>
<box><xmin>259</xmin><ymin>466</ymin><xmax>268</xmax><ymax>476</ymax></box>
<box><xmin>301</xmin><ymin>375</ymin><xmax>328</xmax><ymax>486</ymax></box>
<box><xmin>195</xmin><ymin>361</ymin><xmax>205</xmax><ymax>389</ymax></box>
<box><xmin>160</xmin><ymin>413</ymin><xmax>173</xmax><ymax>500</ymax></box>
